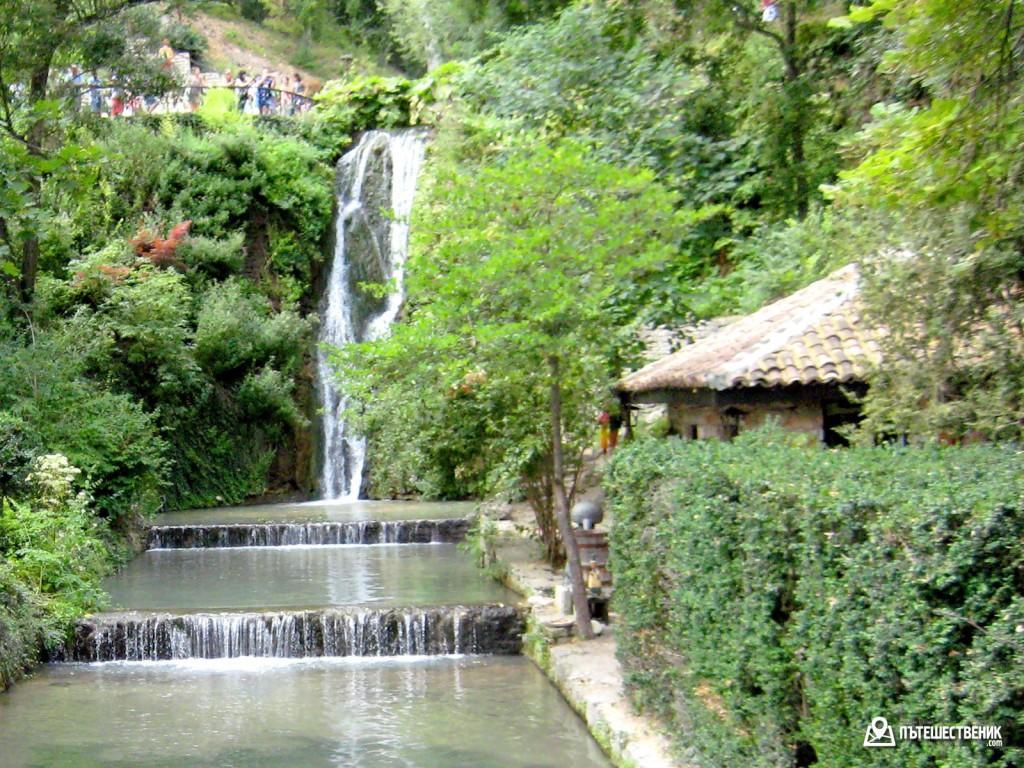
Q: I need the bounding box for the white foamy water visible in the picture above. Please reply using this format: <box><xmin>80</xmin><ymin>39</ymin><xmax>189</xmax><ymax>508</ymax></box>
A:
<box><xmin>317</xmin><ymin>130</ymin><xmax>427</xmax><ymax>501</ymax></box>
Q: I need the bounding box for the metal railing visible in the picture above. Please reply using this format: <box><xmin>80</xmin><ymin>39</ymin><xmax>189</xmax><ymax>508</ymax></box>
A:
<box><xmin>69</xmin><ymin>84</ymin><xmax>314</xmax><ymax>118</ymax></box>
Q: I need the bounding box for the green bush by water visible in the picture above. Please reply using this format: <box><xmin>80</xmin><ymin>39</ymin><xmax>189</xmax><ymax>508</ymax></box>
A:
<box><xmin>605</xmin><ymin>432</ymin><xmax>1024</xmax><ymax>767</ymax></box>
<box><xmin>0</xmin><ymin>456</ymin><xmax>119</xmax><ymax>690</ymax></box>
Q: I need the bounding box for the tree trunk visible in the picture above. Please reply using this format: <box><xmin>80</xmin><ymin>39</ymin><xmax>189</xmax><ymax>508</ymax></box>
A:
<box><xmin>19</xmin><ymin>60</ymin><xmax>53</xmax><ymax>304</ymax></box>
<box><xmin>783</xmin><ymin>0</ymin><xmax>809</xmax><ymax>219</ymax></box>
<box><xmin>548</xmin><ymin>355</ymin><xmax>594</xmax><ymax>640</ymax></box>
<box><xmin>244</xmin><ymin>206</ymin><xmax>271</xmax><ymax>281</ymax></box>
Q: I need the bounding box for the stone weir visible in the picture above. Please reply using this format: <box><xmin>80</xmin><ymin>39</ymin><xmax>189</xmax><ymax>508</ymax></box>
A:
<box><xmin>54</xmin><ymin>605</ymin><xmax>524</xmax><ymax>663</ymax></box>
<box><xmin>148</xmin><ymin>518</ymin><xmax>471</xmax><ymax>549</ymax></box>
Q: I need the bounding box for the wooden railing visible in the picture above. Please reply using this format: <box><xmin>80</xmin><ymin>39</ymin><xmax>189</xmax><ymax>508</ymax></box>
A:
<box><xmin>69</xmin><ymin>84</ymin><xmax>314</xmax><ymax>118</ymax></box>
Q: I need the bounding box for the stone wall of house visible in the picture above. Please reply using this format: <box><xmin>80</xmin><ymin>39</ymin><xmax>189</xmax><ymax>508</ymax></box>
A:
<box><xmin>667</xmin><ymin>401</ymin><xmax>823</xmax><ymax>444</ymax></box>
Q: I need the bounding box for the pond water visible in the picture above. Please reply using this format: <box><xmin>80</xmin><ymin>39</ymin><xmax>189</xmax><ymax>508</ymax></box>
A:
<box><xmin>153</xmin><ymin>499</ymin><xmax>477</xmax><ymax>526</ymax></box>
<box><xmin>105</xmin><ymin>544</ymin><xmax>518</xmax><ymax>612</ymax></box>
<box><xmin>0</xmin><ymin>656</ymin><xmax>612</xmax><ymax>768</ymax></box>
<box><xmin>2</xmin><ymin>500</ymin><xmax>609</xmax><ymax>766</ymax></box>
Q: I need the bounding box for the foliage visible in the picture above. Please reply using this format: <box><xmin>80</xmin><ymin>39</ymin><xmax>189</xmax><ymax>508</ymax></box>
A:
<box><xmin>690</xmin><ymin>207</ymin><xmax>861</xmax><ymax>317</ymax></box>
<box><xmin>236</xmin><ymin>0</ymin><xmax>270</xmax><ymax>23</ymax></box>
<box><xmin>0</xmin><ymin>331</ymin><xmax>168</xmax><ymax>528</ymax></box>
<box><xmin>4</xmin><ymin>456</ymin><xmax>108</xmax><ymax>610</ymax></box>
<box><xmin>0</xmin><ymin>454</ymin><xmax>117</xmax><ymax>688</ymax></box>
<box><xmin>607</xmin><ymin>432</ymin><xmax>1024</xmax><ymax>767</ymax></box>
<box><xmin>0</xmin><ymin>0</ymin><xmax>188</xmax><ymax>305</ymax></box>
<box><xmin>378</xmin><ymin>0</ymin><xmax>572</xmax><ymax>73</ymax></box>
<box><xmin>194</xmin><ymin>277</ymin><xmax>309</xmax><ymax>379</ymax></box>
<box><xmin>321</xmin><ymin>0</ymin><xmax>569</xmax><ymax>73</ymax></box>
<box><xmin>452</xmin><ymin>1</ymin><xmax>876</xmax><ymax>321</ymax></box>
<box><xmin>460</xmin><ymin>4</ymin><xmax>699</xmax><ymax>175</ymax></box>
<box><xmin>0</xmin><ymin>559</ymin><xmax>42</xmax><ymax>691</ymax></box>
<box><xmin>311</xmin><ymin>71</ymin><xmax>450</xmax><ymax>153</ymax></box>
<box><xmin>332</xmin><ymin>136</ymin><xmax>683</xmax><ymax>563</ymax></box>
<box><xmin>829</xmin><ymin>0</ymin><xmax>1024</xmax><ymax>442</ymax></box>
<box><xmin>0</xmin><ymin>413</ymin><xmax>41</xmax><ymax>499</ymax></box>
<box><xmin>57</xmin><ymin>263</ymin><xmax>201</xmax><ymax>408</ymax></box>
<box><xmin>5</xmin><ymin>111</ymin><xmax>337</xmax><ymax>520</ymax></box>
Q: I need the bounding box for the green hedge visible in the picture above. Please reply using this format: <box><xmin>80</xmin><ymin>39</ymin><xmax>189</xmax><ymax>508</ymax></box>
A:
<box><xmin>605</xmin><ymin>432</ymin><xmax>1023</xmax><ymax>767</ymax></box>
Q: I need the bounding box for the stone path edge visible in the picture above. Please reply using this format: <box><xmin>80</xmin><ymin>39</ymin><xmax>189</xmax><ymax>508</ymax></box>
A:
<box><xmin>490</xmin><ymin>527</ymin><xmax>686</xmax><ymax>768</ymax></box>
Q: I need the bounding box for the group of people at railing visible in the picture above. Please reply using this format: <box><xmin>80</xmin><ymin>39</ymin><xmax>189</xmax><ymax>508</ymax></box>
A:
<box><xmin>60</xmin><ymin>37</ymin><xmax>313</xmax><ymax>118</ymax></box>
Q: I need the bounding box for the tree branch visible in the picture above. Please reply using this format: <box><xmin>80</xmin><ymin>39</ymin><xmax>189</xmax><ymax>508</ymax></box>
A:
<box><xmin>69</xmin><ymin>0</ymin><xmax>160</xmax><ymax>28</ymax></box>
<box><xmin>0</xmin><ymin>68</ymin><xmax>30</xmax><ymax>146</ymax></box>
<box><xmin>728</xmin><ymin>1</ymin><xmax>786</xmax><ymax>51</ymax></box>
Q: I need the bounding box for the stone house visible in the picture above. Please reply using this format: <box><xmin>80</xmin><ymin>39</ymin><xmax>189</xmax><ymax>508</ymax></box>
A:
<box><xmin>617</xmin><ymin>265</ymin><xmax>883</xmax><ymax>446</ymax></box>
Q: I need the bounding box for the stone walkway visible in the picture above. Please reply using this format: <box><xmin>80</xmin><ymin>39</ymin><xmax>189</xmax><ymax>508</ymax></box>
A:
<box><xmin>492</xmin><ymin>517</ymin><xmax>685</xmax><ymax>768</ymax></box>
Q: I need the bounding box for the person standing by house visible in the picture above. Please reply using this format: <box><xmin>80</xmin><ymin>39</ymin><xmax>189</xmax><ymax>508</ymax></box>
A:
<box><xmin>292</xmin><ymin>72</ymin><xmax>306</xmax><ymax>115</ymax></box>
<box><xmin>598</xmin><ymin>410</ymin><xmax>611</xmax><ymax>455</ymax></box>
<box><xmin>608</xmin><ymin>411</ymin><xmax>622</xmax><ymax>451</ymax></box>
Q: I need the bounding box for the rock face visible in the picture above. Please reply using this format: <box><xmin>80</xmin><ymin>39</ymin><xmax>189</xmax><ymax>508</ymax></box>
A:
<box><xmin>147</xmin><ymin>518</ymin><xmax>471</xmax><ymax>549</ymax></box>
<box><xmin>53</xmin><ymin>605</ymin><xmax>525</xmax><ymax>662</ymax></box>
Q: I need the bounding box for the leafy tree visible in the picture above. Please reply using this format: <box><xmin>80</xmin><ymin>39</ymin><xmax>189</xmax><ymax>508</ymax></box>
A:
<box><xmin>667</xmin><ymin>0</ymin><xmax>859</xmax><ymax>219</ymax></box>
<box><xmin>455</xmin><ymin>2</ymin><xmax>878</xmax><ymax>322</ymax></box>
<box><xmin>0</xmin><ymin>0</ymin><xmax>186</xmax><ymax>306</ymax></box>
<box><xmin>833</xmin><ymin>0</ymin><xmax>1024</xmax><ymax>441</ymax></box>
<box><xmin>334</xmin><ymin>138</ymin><xmax>684</xmax><ymax>637</ymax></box>
<box><xmin>377</xmin><ymin>0</ymin><xmax>572</xmax><ymax>73</ymax></box>
<box><xmin>460</xmin><ymin>3</ymin><xmax>700</xmax><ymax>174</ymax></box>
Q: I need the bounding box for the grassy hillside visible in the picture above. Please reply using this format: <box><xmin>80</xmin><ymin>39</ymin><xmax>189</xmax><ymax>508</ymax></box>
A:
<box><xmin>182</xmin><ymin>3</ymin><xmax>398</xmax><ymax>87</ymax></box>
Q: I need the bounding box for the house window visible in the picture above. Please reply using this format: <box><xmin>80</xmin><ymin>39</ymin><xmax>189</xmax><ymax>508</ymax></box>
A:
<box><xmin>823</xmin><ymin>402</ymin><xmax>862</xmax><ymax>447</ymax></box>
<box><xmin>723</xmin><ymin>408</ymin><xmax>743</xmax><ymax>441</ymax></box>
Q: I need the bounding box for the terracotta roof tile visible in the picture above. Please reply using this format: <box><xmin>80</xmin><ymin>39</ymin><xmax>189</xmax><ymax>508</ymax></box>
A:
<box><xmin>619</xmin><ymin>265</ymin><xmax>881</xmax><ymax>393</ymax></box>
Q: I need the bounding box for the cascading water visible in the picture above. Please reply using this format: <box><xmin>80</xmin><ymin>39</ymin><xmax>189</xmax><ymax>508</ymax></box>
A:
<box><xmin>147</xmin><ymin>518</ymin><xmax>471</xmax><ymax>549</ymax></box>
<box><xmin>317</xmin><ymin>129</ymin><xmax>427</xmax><ymax>500</ymax></box>
<box><xmin>56</xmin><ymin>606</ymin><xmax>525</xmax><ymax>662</ymax></box>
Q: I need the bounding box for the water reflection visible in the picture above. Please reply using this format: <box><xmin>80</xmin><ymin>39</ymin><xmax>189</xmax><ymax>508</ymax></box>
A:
<box><xmin>0</xmin><ymin>657</ymin><xmax>611</xmax><ymax>768</ymax></box>
<box><xmin>105</xmin><ymin>544</ymin><xmax>517</xmax><ymax>612</ymax></box>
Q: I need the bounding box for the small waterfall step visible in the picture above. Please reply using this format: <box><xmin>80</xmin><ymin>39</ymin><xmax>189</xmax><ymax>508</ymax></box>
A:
<box><xmin>53</xmin><ymin>605</ymin><xmax>524</xmax><ymax>662</ymax></box>
<box><xmin>148</xmin><ymin>517</ymin><xmax>471</xmax><ymax>549</ymax></box>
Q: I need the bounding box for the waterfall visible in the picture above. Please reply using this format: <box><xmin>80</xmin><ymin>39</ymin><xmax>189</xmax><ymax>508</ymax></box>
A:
<box><xmin>56</xmin><ymin>606</ymin><xmax>525</xmax><ymax>662</ymax></box>
<box><xmin>317</xmin><ymin>129</ymin><xmax>428</xmax><ymax>501</ymax></box>
<box><xmin>147</xmin><ymin>518</ymin><xmax>471</xmax><ymax>549</ymax></box>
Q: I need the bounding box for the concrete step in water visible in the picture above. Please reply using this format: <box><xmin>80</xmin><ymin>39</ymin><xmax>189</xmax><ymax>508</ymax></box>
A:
<box><xmin>147</xmin><ymin>518</ymin><xmax>471</xmax><ymax>549</ymax></box>
<box><xmin>52</xmin><ymin>604</ymin><xmax>524</xmax><ymax>663</ymax></box>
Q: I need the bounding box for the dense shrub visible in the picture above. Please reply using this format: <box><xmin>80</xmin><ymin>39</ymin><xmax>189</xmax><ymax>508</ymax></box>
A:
<box><xmin>0</xmin><ymin>454</ymin><xmax>117</xmax><ymax>690</ymax></box>
<box><xmin>194</xmin><ymin>278</ymin><xmax>309</xmax><ymax>379</ymax></box>
<box><xmin>606</xmin><ymin>432</ymin><xmax>1024</xmax><ymax>767</ymax></box>
<box><xmin>20</xmin><ymin>116</ymin><xmax>337</xmax><ymax>516</ymax></box>
<box><xmin>0</xmin><ymin>414</ymin><xmax>41</xmax><ymax>499</ymax></box>
<box><xmin>0</xmin><ymin>560</ymin><xmax>40</xmax><ymax>692</ymax></box>
<box><xmin>0</xmin><ymin>334</ymin><xmax>167</xmax><ymax>527</ymax></box>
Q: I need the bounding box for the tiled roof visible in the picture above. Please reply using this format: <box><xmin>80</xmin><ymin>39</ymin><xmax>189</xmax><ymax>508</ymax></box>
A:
<box><xmin>618</xmin><ymin>265</ymin><xmax>883</xmax><ymax>394</ymax></box>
